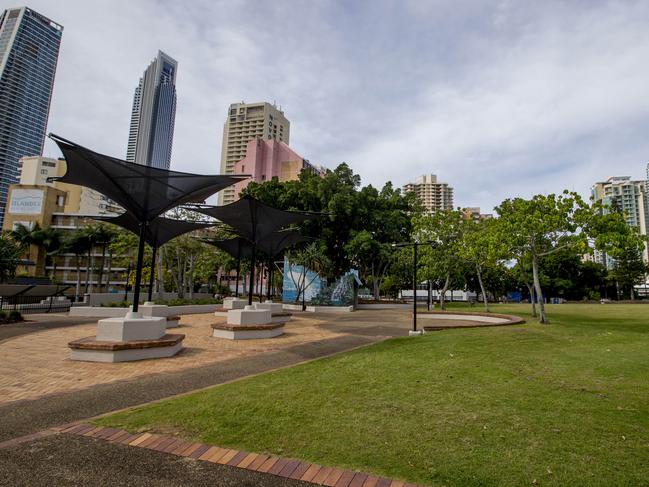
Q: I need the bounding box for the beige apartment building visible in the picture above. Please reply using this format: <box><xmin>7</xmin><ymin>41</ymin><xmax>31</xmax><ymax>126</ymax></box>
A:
<box><xmin>17</xmin><ymin>156</ymin><xmax>121</xmax><ymax>215</ymax></box>
<box><xmin>3</xmin><ymin>157</ymin><xmax>122</xmax><ymax>282</ymax></box>
<box><xmin>403</xmin><ymin>174</ymin><xmax>454</xmax><ymax>214</ymax></box>
<box><xmin>219</xmin><ymin>102</ymin><xmax>290</xmax><ymax>205</ymax></box>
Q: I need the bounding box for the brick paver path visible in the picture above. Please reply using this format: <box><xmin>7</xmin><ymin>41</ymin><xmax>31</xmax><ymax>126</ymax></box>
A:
<box><xmin>0</xmin><ymin>313</ymin><xmax>344</xmax><ymax>404</ymax></box>
<box><xmin>48</xmin><ymin>423</ymin><xmax>425</xmax><ymax>487</ymax></box>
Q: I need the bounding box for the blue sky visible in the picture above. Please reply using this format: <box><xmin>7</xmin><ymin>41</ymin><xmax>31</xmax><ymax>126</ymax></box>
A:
<box><xmin>33</xmin><ymin>0</ymin><xmax>649</xmax><ymax>211</ymax></box>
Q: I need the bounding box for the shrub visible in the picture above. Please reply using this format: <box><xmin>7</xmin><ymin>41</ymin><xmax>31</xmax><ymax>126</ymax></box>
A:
<box><xmin>0</xmin><ymin>310</ymin><xmax>7</xmax><ymax>320</ymax></box>
<box><xmin>8</xmin><ymin>310</ymin><xmax>22</xmax><ymax>322</ymax></box>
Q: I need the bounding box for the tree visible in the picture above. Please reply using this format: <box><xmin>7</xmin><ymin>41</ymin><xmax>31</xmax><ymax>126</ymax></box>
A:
<box><xmin>36</xmin><ymin>227</ymin><xmax>63</xmax><ymax>280</ymax></box>
<box><xmin>63</xmin><ymin>230</ymin><xmax>90</xmax><ymax>300</ymax></box>
<box><xmin>243</xmin><ymin>164</ymin><xmax>422</xmax><ymax>282</ymax></box>
<box><xmin>79</xmin><ymin>224</ymin><xmax>102</xmax><ymax>293</ymax></box>
<box><xmin>413</xmin><ymin>210</ymin><xmax>464</xmax><ymax>309</ymax></box>
<box><xmin>496</xmin><ymin>192</ymin><xmax>595</xmax><ymax>323</ymax></box>
<box><xmin>93</xmin><ymin>224</ymin><xmax>116</xmax><ymax>293</ymax></box>
<box><xmin>109</xmin><ymin>229</ymin><xmax>139</xmax><ymax>296</ymax></box>
<box><xmin>609</xmin><ymin>244</ymin><xmax>647</xmax><ymax>299</ymax></box>
<box><xmin>459</xmin><ymin>218</ymin><xmax>507</xmax><ymax>312</ymax></box>
<box><xmin>0</xmin><ymin>234</ymin><xmax>21</xmax><ymax>282</ymax></box>
<box><xmin>287</xmin><ymin>242</ymin><xmax>331</xmax><ymax>306</ymax></box>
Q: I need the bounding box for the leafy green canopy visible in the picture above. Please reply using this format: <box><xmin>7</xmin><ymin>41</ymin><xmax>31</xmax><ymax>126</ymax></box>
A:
<box><xmin>242</xmin><ymin>164</ymin><xmax>422</xmax><ymax>283</ymax></box>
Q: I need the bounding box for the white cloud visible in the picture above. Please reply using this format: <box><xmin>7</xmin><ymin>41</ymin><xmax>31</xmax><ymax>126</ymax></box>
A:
<box><xmin>28</xmin><ymin>0</ymin><xmax>649</xmax><ymax>212</ymax></box>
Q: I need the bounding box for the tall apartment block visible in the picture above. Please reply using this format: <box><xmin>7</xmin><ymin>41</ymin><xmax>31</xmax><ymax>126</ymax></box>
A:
<box><xmin>126</xmin><ymin>51</ymin><xmax>177</xmax><ymax>169</ymax></box>
<box><xmin>403</xmin><ymin>174</ymin><xmax>454</xmax><ymax>214</ymax></box>
<box><xmin>591</xmin><ymin>176</ymin><xmax>649</xmax><ymax>265</ymax></box>
<box><xmin>230</xmin><ymin>138</ymin><xmax>324</xmax><ymax>200</ymax></box>
<box><xmin>219</xmin><ymin>102</ymin><xmax>290</xmax><ymax>205</ymax></box>
<box><xmin>0</xmin><ymin>7</ymin><xmax>63</xmax><ymax>226</ymax></box>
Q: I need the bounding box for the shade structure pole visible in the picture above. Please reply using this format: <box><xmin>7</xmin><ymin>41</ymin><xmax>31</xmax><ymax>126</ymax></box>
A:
<box><xmin>248</xmin><ymin>243</ymin><xmax>256</xmax><ymax>305</ymax></box>
<box><xmin>235</xmin><ymin>240</ymin><xmax>241</xmax><ymax>298</ymax></box>
<box><xmin>248</xmin><ymin>205</ymin><xmax>257</xmax><ymax>306</ymax></box>
<box><xmin>147</xmin><ymin>244</ymin><xmax>157</xmax><ymax>302</ymax></box>
<box><xmin>267</xmin><ymin>258</ymin><xmax>272</xmax><ymax>301</ymax></box>
<box><xmin>132</xmin><ymin>222</ymin><xmax>148</xmax><ymax>313</ymax></box>
<box><xmin>124</xmin><ymin>262</ymin><xmax>131</xmax><ymax>302</ymax></box>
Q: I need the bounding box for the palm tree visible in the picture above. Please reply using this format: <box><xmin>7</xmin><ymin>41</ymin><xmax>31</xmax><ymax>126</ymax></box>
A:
<box><xmin>93</xmin><ymin>224</ymin><xmax>116</xmax><ymax>293</ymax></box>
<box><xmin>80</xmin><ymin>224</ymin><xmax>100</xmax><ymax>293</ymax></box>
<box><xmin>289</xmin><ymin>243</ymin><xmax>331</xmax><ymax>309</ymax></box>
<box><xmin>10</xmin><ymin>222</ymin><xmax>42</xmax><ymax>250</ymax></box>
<box><xmin>63</xmin><ymin>230</ymin><xmax>90</xmax><ymax>300</ymax></box>
<box><xmin>0</xmin><ymin>234</ymin><xmax>22</xmax><ymax>282</ymax></box>
<box><xmin>36</xmin><ymin>227</ymin><xmax>63</xmax><ymax>280</ymax></box>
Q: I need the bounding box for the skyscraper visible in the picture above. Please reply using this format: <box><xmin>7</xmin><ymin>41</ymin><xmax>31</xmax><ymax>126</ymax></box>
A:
<box><xmin>591</xmin><ymin>176</ymin><xmax>649</xmax><ymax>265</ymax></box>
<box><xmin>126</xmin><ymin>51</ymin><xmax>177</xmax><ymax>169</ymax></box>
<box><xmin>0</xmin><ymin>7</ymin><xmax>63</xmax><ymax>226</ymax></box>
<box><xmin>403</xmin><ymin>174</ymin><xmax>454</xmax><ymax>214</ymax></box>
<box><xmin>219</xmin><ymin>102</ymin><xmax>290</xmax><ymax>204</ymax></box>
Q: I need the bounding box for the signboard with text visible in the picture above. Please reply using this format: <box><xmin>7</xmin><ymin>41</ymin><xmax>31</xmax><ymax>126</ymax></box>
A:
<box><xmin>9</xmin><ymin>189</ymin><xmax>44</xmax><ymax>215</ymax></box>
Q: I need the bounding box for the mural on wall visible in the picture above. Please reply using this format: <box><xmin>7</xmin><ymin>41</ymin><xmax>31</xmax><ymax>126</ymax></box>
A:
<box><xmin>282</xmin><ymin>256</ymin><xmax>323</xmax><ymax>303</ymax></box>
<box><xmin>282</xmin><ymin>257</ymin><xmax>360</xmax><ymax>307</ymax></box>
<box><xmin>311</xmin><ymin>271</ymin><xmax>360</xmax><ymax>307</ymax></box>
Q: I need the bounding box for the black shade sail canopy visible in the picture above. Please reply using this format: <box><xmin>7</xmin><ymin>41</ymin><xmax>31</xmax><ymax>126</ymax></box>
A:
<box><xmin>192</xmin><ymin>195</ymin><xmax>316</xmax><ymax>243</ymax></box>
<box><xmin>94</xmin><ymin>213</ymin><xmax>215</xmax><ymax>248</ymax></box>
<box><xmin>202</xmin><ymin>230</ymin><xmax>309</xmax><ymax>260</ymax></box>
<box><xmin>49</xmin><ymin>134</ymin><xmax>247</xmax><ymax>222</ymax></box>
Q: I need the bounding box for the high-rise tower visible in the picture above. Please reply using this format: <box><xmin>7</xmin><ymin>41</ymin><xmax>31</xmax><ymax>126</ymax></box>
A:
<box><xmin>0</xmin><ymin>7</ymin><xmax>63</xmax><ymax>226</ymax></box>
<box><xmin>219</xmin><ymin>102</ymin><xmax>289</xmax><ymax>204</ymax></box>
<box><xmin>126</xmin><ymin>51</ymin><xmax>177</xmax><ymax>169</ymax></box>
<box><xmin>403</xmin><ymin>174</ymin><xmax>454</xmax><ymax>214</ymax></box>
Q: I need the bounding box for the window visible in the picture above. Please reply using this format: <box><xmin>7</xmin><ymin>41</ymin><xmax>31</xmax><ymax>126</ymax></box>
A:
<box><xmin>56</xmin><ymin>195</ymin><xmax>65</xmax><ymax>206</ymax></box>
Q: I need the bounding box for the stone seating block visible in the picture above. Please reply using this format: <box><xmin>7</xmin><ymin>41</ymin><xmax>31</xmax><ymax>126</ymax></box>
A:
<box><xmin>223</xmin><ymin>298</ymin><xmax>248</xmax><ymax>310</ymax></box>
<box><xmin>227</xmin><ymin>305</ymin><xmax>272</xmax><ymax>326</ymax></box>
<box><xmin>96</xmin><ymin>315</ymin><xmax>166</xmax><ymax>342</ymax></box>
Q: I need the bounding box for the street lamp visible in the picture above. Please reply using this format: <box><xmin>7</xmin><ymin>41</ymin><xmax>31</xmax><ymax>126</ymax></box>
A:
<box><xmin>392</xmin><ymin>240</ymin><xmax>437</xmax><ymax>335</ymax></box>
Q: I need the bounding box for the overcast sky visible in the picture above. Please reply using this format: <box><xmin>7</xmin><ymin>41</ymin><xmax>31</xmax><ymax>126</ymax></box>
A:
<box><xmin>32</xmin><ymin>0</ymin><xmax>649</xmax><ymax>212</ymax></box>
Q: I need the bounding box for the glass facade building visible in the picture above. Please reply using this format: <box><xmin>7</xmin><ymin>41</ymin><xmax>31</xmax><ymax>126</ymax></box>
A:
<box><xmin>126</xmin><ymin>51</ymin><xmax>177</xmax><ymax>170</ymax></box>
<box><xmin>0</xmin><ymin>7</ymin><xmax>63</xmax><ymax>225</ymax></box>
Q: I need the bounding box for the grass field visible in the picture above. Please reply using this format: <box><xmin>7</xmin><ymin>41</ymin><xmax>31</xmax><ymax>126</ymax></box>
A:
<box><xmin>95</xmin><ymin>304</ymin><xmax>649</xmax><ymax>486</ymax></box>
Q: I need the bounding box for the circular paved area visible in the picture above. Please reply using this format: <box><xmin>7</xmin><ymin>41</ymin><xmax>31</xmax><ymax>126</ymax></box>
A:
<box><xmin>0</xmin><ymin>313</ymin><xmax>346</xmax><ymax>405</ymax></box>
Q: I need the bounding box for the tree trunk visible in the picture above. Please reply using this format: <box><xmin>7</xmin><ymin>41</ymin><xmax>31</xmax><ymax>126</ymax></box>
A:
<box><xmin>75</xmin><ymin>254</ymin><xmax>81</xmax><ymax>300</ymax></box>
<box><xmin>188</xmin><ymin>253</ymin><xmax>195</xmax><ymax>299</ymax></box>
<box><xmin>531</xmin><ymin>254</ymin><xmax>547</xmax><ymax>323</ymax></box>
<box><xmin>156</xmin><ymin>251</ymin><xmax>165</xmax><ymax>295</ymax></box>
<box><xmin>440</xmin><ymin>272</ymin><xmax>450</xmax><ymax>310</ymax></box>
<box><xmin>97</xmin><ymin>243</ymin><xmax>107</xmax><ymax>295</ymax></box>
<box><xmin>84</xmin><ymin>248</ymin><xmax>91</xmax><ymax>294</ymax></box>
<box><xmin>105</xmin><ymin>250</ymin><xmax>112</xmax><ymax>293</ymax></box>
<box><xmin>526</xmin><ymin>282</ymin><xmax>537</xmax><ymax>318</ymax></box>
<box><xmin>476</xmin><ymin>263</ymin><xmax>489</xmax><ymax>312</ymax></box>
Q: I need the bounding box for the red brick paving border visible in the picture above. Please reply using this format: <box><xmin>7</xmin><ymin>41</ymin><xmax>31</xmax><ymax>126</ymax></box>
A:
<box><xmin>57</xmin><ymin>423</ymin><xmax>424</xmax><ymax>487</ymax></box>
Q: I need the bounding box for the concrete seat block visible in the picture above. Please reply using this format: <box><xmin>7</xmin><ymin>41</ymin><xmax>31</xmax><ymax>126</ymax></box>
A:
<box><xmin>138</xmin><ymin>303</ymin><xmax>170</xmax><ymax>318</ymax></box>
<box><xmin>96</xmin><ymin>315</ymin><xmax>166</xmax><ymax>342</ymax></box>
<box><xmin>222</xmin><ymin>298</ymin><xmax>248</xmax><ymax>310</ymax></box>
<box><xmin>255</xmin><ymin>301</ymin><xmax>284</xmax><ymax>314</ymax></box>
<box><xmin>211</xmin><ymin>325</ymin><xmax>284</xmax><ymax>340</ymax></box>
<box><xmin>226</xmin><ymin>306</ymin><xmax>272</xmax><ymax>326</ymax></box>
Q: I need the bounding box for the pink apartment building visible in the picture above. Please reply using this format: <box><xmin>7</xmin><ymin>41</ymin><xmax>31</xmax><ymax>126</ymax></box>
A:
<box><xmin>231</xmin><ymin>138</ymin><xmax>323</xmax><ymax>199</ymax></box>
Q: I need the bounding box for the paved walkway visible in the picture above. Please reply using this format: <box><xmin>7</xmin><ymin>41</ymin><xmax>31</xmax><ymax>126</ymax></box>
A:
<box><xmin>0</xmin><ymin>313</ymin><xmax>348</xmax><ymax>404</ymax></box>
<box><xmin>0</xmin><ymin>309</ymin><xmax>414</xmax><ymax>485</ymax></box>
<box><xmin>0</xmin><ymin>313</ymin><xmax>95</xmax><ymax>342</ymax></box>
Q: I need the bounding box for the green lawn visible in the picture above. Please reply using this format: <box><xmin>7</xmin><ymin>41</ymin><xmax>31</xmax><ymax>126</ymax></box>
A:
<box><xmin>95</xmin><ymin>304</ymin><xmax>649</xmax><ymax>486</ymax></box>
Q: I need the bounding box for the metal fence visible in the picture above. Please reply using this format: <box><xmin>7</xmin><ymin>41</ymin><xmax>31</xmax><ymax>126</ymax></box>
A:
<box><xmin>0</xmin><ymin>284</ymin><xmax>72</xmax><ymax>314</ymax></box>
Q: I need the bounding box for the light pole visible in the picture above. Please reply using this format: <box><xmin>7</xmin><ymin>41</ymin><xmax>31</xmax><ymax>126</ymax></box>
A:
<box><xmin>393</xmin><ymin>240</ymin><xmax>437</xmax><ymax>335</ymax></box>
